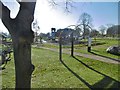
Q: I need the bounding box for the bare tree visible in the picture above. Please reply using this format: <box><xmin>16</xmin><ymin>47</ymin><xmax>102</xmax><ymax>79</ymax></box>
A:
<box><xmin>64</xmin><ymin>0</ymin><xmax>74</xmax><ymax>13</ymax></box>
<box><xmin>106</xmin><ymin>25</ymin><xmax>119</xmax><ymax>37</ymax></box>
<box><xmin>106</xmin><ymin>24</ymin><xmax>115</xmax><ymax>37</ymax></box>
<box><xmin>33</xmin><ymin>19</ymin><xmax>40</xmax><ymax>42</ymax></box>
<box><xmin>99</xmin><ymin>25</ymin><xmax>106</xmax><ymax>37</ymax></box>
<box><xmin>77</xmin><ymin>12</ymin><xmax>93</xmax><ymax>39</ymax></box>
<box><xmin>78</xmin><ymin>12</ymin><xmax>92</xmax><ymax>26</ymax></box>
<box><xmin>106</xmin><ymin>24</ymin><xmax>115</xmax><ymax>28</ymax></box>
<box><xmin>0</xmin><ymin>0</ymin><xmax>36</xmax><ymax>88</ymax></box>
<box><xmin>0</xmin><ymin>0</ymin><xmax>74</xmax><ymax>88</ymax></box>
<box><xmin>47</xmin><ymin>0</ymin><xmax>74</xmax><ymax>13</ymax></box>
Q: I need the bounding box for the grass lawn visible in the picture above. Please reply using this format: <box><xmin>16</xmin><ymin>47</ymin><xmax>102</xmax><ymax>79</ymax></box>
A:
<box><xmin>2</xmin><ymin>47</ymin><xmax>120</xmax><ymax>89</ymax></box>
<box><xmin>74</xmin><ymin>38</ymin><xmax>119</xmax><ymax>59</ymax></box>
<box><xmin>40</xmin><ymin>38</ymin><xmax>119</xmax><ymax>59</ymax></box>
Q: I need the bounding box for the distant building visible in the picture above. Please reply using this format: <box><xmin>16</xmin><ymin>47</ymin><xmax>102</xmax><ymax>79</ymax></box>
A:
<box><xmin>51</xmin><ymin>28</ymin><xmax>56</xmax><ymax>38</ymax></box>
<box><xmin>56</xmin><ymin>28</ymin><xmax>82</xmax><ymax>44</ymax></box>
<box><xmin>106</xmin><ymin>25</ymin><xmax>120</xmax><ymax>37</ymax></box>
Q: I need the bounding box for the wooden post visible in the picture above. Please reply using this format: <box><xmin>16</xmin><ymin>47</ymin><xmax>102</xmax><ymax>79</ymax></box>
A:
<box><xmin>59</xmin><ymin>34</ymin><xmax>62</xmax><ymax>61</ymax></box>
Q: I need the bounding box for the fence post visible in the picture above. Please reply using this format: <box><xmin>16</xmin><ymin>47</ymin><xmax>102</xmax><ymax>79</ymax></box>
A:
<box><xmin>59</xmin><ymin>35</ymin><xmax>62</xmax><ymax>61</ymax></box>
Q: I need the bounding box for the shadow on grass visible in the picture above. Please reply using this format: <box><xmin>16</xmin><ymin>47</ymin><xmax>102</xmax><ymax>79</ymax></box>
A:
<box><xmin>60</xmin><ymin>57</ymin><xmax>120</xmax><ymax>89</ymax></box>
<box><xmin>73</xmin><ymin>56</ymin><xmax>120</xmax><ymax>89</ymax></box>
<box><xmin>89</xmin><ymin>51</ymin><xmax>120</xmax><ymax>63</ymax></box>
<box><xmin>60</xmin><ymin>59</ymin><xmax>93</xmax><ymax>89</ymax></box>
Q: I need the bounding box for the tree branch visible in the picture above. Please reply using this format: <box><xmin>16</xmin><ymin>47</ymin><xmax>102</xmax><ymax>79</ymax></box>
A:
<box><xmin>14</xmin><ymin>2</ymin><xmax>36</xmax><ymax>33</ymax></box>
<box><xmin>47</xmin><ymin>0</ymin><xmax>58</xmax><ymax>7</ymax></box>
<box><xmin>0</xmin><ymin>1</ymin><xmax>14</xmax><ymax>34</ymax></box>
<box><xmin>64</xmin><ymin>0</ymin><xmax>74</xmax><ymax>13</ymax></box>
<box><xmin>13</xmin><ymin>1</ymin><xmax>36</xmax><ymax>43</ymax></box>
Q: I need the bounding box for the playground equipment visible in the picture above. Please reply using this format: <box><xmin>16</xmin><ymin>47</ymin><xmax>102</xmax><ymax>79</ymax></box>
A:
<box><xmin>59</xmin><ymin>24</ymin><xmax>92</xmax><ymax>61</ymax></box>
<box><xmin>0</xmin><ymin>34</ymin><xmax>13</xmax><ymax>69</ymax></box>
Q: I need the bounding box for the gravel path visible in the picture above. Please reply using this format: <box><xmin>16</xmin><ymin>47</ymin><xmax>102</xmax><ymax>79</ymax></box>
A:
<box><xmin>34</xmin><ymin>46</ymin><xmax>120</xmax><ymax>64</ymax></box>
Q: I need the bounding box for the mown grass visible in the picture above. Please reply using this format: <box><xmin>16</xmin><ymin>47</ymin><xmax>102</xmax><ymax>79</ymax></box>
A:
<box><xmin>2</xmin><ymin>47</ymin><xmax>120</xmax><ymax>88</ymax></box>
<box><xmin>40</xmin><ymin>38</ymin><xmax>119</xmax><ymax>59</ymax></box>
<box><xmin>74</xmin><ymin>38</ymin><xmax>119</xmax><ymax>59</ymax></box>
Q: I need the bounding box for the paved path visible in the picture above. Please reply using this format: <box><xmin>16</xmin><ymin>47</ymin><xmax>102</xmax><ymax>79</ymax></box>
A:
<box><xmin>34</xmin><ymin>46</ymin><xmax>120</xmax><ymax>64</ymax></box>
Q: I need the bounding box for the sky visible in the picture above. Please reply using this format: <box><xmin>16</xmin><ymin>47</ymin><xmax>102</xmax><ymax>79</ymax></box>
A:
<box><xmin>0</xmin><ymin>0</ymin><xmax>119</xmax><ymax>34</ymax></box>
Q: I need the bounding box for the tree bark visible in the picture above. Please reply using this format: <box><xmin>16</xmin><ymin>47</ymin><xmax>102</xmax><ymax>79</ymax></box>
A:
<box><xmin>13</xmin><ymin>36</ymin><xmax>34</xmax><ymax>88</ymax></box>
<box><xmin>1</xmin><ymin>1</ymin><xmax>36</xmax><ymax>88</ymax></box>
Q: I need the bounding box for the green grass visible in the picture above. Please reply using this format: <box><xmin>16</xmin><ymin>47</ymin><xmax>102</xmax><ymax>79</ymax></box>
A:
<box><xmin>2</xmin><ymin>47</ymin><xmax>120</xmax><ymax>88</ymax></box>
<box><xmin>38</xmin><ymin>38</ymin><xmax>119</xmax><ymax>60</ymax></box>
<box><xmin>74</xmin><ymin>38</ymin><xmax>119</xmax><ymax>59</ymax></box>
<box><xmin>33</xmin><ymin>43</ymin><xmax>59</xmax><ymax>49</ymax></box>
<box><xmin>1</xmin><ymin>53</ymin><xmax>15</xmax><ymax>88</ymax></box>
<box><xmin>42</xmin><ymin>43</ymin><xmax>59</xmax><ymax>49</ymax></box>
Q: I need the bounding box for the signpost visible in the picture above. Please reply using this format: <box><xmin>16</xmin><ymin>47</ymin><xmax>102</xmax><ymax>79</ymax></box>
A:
<box><xmin>71</xmin><ymin>31</ymin><xmax>74</xmax><ymax>57</ymax></box>
<box><xmin>88</xmin><ymin>37</ymin><xmax>92</xmax><ymax>52</ymax></box>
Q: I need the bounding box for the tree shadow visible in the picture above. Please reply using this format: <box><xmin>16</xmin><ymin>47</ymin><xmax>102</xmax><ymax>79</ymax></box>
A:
<box><xmin>60</xmin><ymin>57</ymin><xmax>120</xmax><ymax>89</ymax></box>
<box><xmin>73</xmin><ymin>56</ymin><xmax>120</xmax><ymax>89</ymax></box>
<box><xmin>89</xmin><ymin>51</ymin><xmax>120</xmax><ymax>63</ymax></box>
<box><xmin>60</xmin><ymin>59</ymin><xmax>93</xmax><ymax>89</ymax></box>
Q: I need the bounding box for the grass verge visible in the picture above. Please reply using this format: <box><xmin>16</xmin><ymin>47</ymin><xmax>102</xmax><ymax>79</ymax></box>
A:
<box><xmin>2</xmin><ymin>47</ymin><xmax>119</xmax><ymax>88</ymax></box>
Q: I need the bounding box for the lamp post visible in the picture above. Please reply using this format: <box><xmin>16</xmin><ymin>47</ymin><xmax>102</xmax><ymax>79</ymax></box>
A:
<box><xmin>86</xmin><ymin>25</ymin><xmax>92</xmax><ymax>52</ymax></box>
<box><xmin>88</xmin><ymin>36</ymin><xmax>92</xmax><ymax>52</ymax></box>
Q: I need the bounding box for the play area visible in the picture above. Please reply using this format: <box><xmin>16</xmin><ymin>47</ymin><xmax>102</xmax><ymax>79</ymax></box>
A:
<box><xmin>1</xmin><ymin>35</ymin><xmax>120</xmax><ymax>88</ymax></box>
<box><xmin>0</xmin><ymin>1</ymin><xmax>119</xmax><ymax>89</ymax></box>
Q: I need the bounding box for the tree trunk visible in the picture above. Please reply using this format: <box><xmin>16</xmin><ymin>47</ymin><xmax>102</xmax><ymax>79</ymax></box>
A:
<box><xmin>1</xmin><ymin>1</ymin><xmax>36</xmax><ymax>88</ymax></box>
<box><xmin>12</xmin><ymin>31</ymin><xmax>35</xmax><ymax>88</ymax></box>
<box><xmin>13</xmin><ymin>43</ymin><xmax>33</xmax><ymax>88</ymax></box>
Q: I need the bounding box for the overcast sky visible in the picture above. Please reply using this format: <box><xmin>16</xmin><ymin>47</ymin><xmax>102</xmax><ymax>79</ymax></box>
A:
<box><xmin>0</xmin><ymin>0</ymin><xmax>119</xmax><ymax>34</ymax></box>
